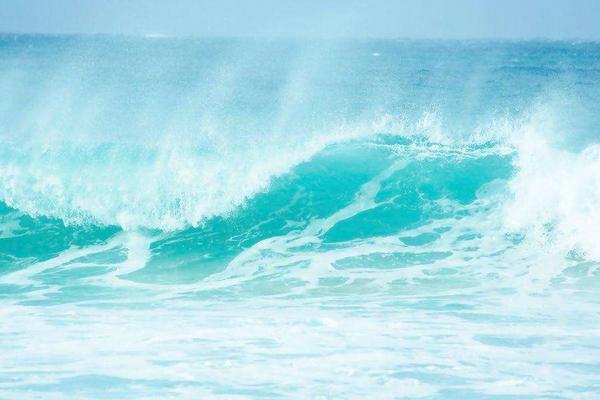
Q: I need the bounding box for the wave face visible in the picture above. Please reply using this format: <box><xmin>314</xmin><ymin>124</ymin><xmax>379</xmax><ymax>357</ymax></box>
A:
<box><xmin>1</xmin><ymin>36</ymin><xmax>600</xmax><ymax>398</ymax></box>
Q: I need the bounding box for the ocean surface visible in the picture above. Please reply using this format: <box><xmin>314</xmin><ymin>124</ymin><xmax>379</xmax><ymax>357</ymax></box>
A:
<box><xmin>0</xmin><ymin>35</ymin><xmax>599</xmax><ymax>399</ymax></box>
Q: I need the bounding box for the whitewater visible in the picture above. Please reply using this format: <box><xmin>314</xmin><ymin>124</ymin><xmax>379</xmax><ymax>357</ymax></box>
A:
<box><xmin>0</xmin><ymin>36</ymin><xmax>599</xmax><ymax>399</ymax></box>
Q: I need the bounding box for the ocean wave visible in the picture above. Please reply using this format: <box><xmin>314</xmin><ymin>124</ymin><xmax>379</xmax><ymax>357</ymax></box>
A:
<box><xmin>2</xmin><ymin>37</ymin><xmax>600</xmax><ymax>398</ymax></box>
<box><xmin>0</xmin><ymin>117</ymin><xmax>398</xmax><ymax>230</ymax></box>
<box><xmin>1</xmin><ymin>106</ymin><xmax>599</xmax><ymax>264</ymax></box>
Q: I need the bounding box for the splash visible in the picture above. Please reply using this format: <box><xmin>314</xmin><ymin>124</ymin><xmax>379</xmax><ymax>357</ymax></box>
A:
<box><xmin>502</xmin><ymin>106</ymin><xmax>600</xmax><ymax>260</ymax></box>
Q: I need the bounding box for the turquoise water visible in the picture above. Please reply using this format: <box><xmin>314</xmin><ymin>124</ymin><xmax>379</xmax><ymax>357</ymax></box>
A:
<box><xmin>1</xmin><ymin>36</ymin><xmax>600</xmax><ymax>399</ymax></box>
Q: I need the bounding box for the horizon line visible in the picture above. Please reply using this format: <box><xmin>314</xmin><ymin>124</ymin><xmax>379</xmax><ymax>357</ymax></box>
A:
<box><xmin>1</xmin><ymin>31</ymin><xmax>599</xmax><ymax>43</ymax></box>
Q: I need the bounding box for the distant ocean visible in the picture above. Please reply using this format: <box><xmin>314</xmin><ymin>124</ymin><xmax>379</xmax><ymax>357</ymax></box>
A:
<box><xmin>1</xmin><ymin>35</ymin><xmax>599</xmax><ymax>398</ymax></box>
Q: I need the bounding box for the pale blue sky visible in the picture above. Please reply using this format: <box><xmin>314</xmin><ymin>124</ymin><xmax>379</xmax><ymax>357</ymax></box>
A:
<box><xmin>1</xmin><ymin>0</ymin><xmax>600</xmax><ymax>39</ymax></box>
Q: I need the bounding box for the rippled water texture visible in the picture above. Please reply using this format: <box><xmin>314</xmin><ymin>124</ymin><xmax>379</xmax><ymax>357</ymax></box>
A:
<box><xmin>0</xmin><ymin>36</ymin><xmax>599</xmax><ymax>398</ymax></box>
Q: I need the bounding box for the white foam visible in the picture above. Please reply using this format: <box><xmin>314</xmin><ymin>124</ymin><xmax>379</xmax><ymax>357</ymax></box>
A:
<box><xmin>501</xmin><ymin>106</ymin><xmax>600</xmax><ymax>261</ymax></box>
